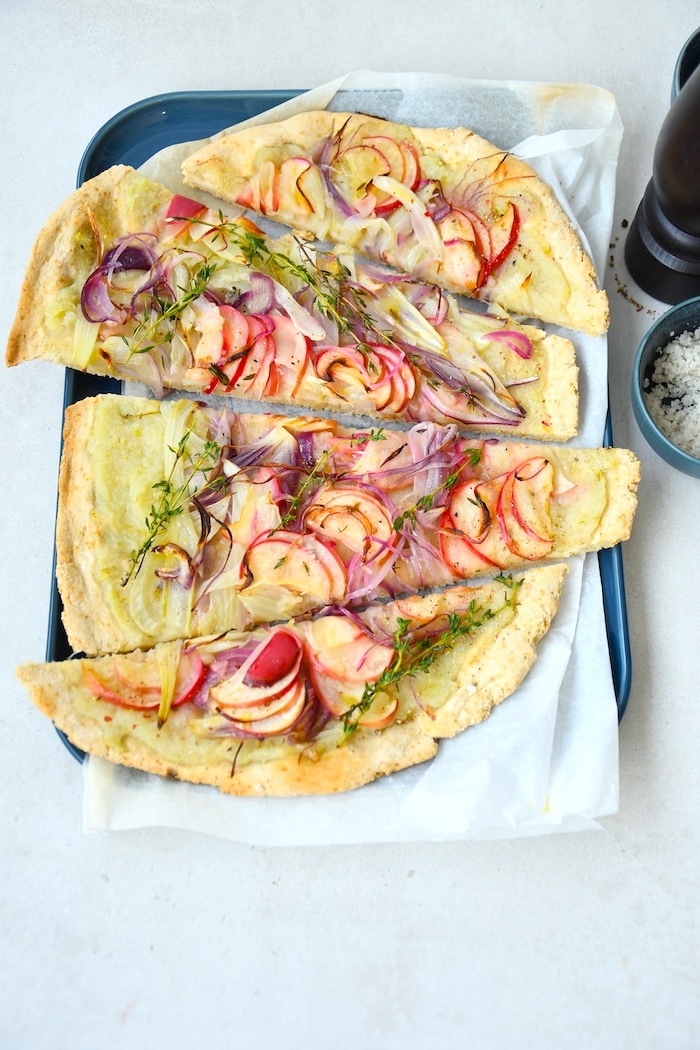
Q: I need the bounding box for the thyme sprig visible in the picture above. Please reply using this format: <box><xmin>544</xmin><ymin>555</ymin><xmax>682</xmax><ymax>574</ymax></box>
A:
<box><xmin>271</xmin><ymin>428</ymin><xmax>387</xmax><ymax>534</ymax></box>
<box><xmin>125</xmin><ymin>261</ymin><xmax>217</xmax><ymax>356</ymax></box>
<box><xmin>196</xmin><ymin>218</ymin><xmax>402</xmax><ymax>364</ymax></box>
<box><xmin>123</xmin><ymin>429</ymin><xmax>222</xmax><ymax>585</ymax></box>
<box><xmin>342</xmin><ymin>574</ymin><xmax>523</xmax><ymax>734</ymax></box>
<box><xmin>391</xmin><ymin>448</ymin><xmax>482</xmax><ymax>531</ymax></box>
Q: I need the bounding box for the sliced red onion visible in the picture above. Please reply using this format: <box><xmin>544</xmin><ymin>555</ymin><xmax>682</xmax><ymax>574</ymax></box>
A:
<box><xmin>410</xmin><ymin>347</ymin><xmax>471</xmax><ymax>391</ymax></box>
<box><xmin>81</xmin><ymin>271</ymin><xmax>125</xmax><ymax>323</ymax></box>
<box><xmin>506</xmin><ymin>376</ymin><xmax>539</xmax><ymax>388</ymax></box>
<box><xmin>102</xmin><ymin>236</ymin><xmax>158</xmax><ymax>273</ymax></box>
<box><xmin>484</xmin><ymin>329</ymin><xmax>533</xmax><ymax>359</ymax></box>
<box><xmin>81</xmin><ymin>234</ymin><xmax>161</xmax><ymax>323</ymax></box>
<box><xmin>235</xmin><ymin>272</ymin><xmax>275</xmax><ymax>314</ymax></box>
<box><xmin>296</xmin><ymin>432</ymin><xmax>316</xmax><ymax>468</ymax></box>
<box><xmin>406</xmin><ymin>284</ymin><xmax>449</xmax><ymax>326</ymax></box>
<box><xmin>285</xmin><ymin>689</ymin><xmax>332</xmax><ymax>744</ymax></box>
<box><xmin>419</xmin><ymin>384</ymin><xmax>522</xmax><ymax>427</ymax></box>
<box><xmin>346</xmin><ymin>543</ymin><xmax>400</xmax><ymax>601</ymax></box>
<box><xmin>357</xmin><ymin>262</ymin><xmax>412</xmax><ymax>285</ymax></box>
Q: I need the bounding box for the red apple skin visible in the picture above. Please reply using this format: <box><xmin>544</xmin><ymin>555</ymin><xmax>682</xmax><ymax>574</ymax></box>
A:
<box><xmin>221</xmin><ymin>676</ymin><xmax>305</xmax><ymax>725</ymax></box>
<box><xmin>85</xmin><ymin>652</ymin><xmax>207</xmax><ymax>711</ymax></box>
<box><xmin>244</xmin><ymin>629</ymin><xmax>303</xmax><ymax>688</ymax></box>
<box><xmin>305</xmin><ymin>618</ymin><xmax>393</xmax><ymax>684</ymax></box>
<box><xmin>172</xmin><ymin>654</ymin><xmax>208</xmax><ymax>705</ymax></box>
<box><xmin>358</xmin><ymin>694</ymin><xmax>399</xmax><ymax>729</ymax></box>
<box><xmin>307</xmin><ymin>662</ymin><xmax>358</xmax><ymax>717</ymax></box>
<box><xmin>224</xmin><ymin>678</ymin><xmax>308</xmax><ymax>737</ymax></box>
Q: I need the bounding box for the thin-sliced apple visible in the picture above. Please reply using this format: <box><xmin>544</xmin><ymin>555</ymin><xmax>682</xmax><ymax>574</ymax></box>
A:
<box><xmin>225</xmin><ymin>678</ymin><xmax>308</xmax><ymax>737</ymax></box>
<box><xmin>190</xmin><ymin>297</ymin><xmax>225</xmax><ymax>367</ymax></box>
<box><xmin>306</xmin><ymin>615</ymin><xmax>393</xmax><ymax>683</ymax></box>
<box><xmin>84</xmin><ymin>651</ymin><xmax>206</xmax><ymax>711</ymax></box>
<box><xmin>357</xmin><ymin>691</ymin><xmax>399</xmax><ymax>729</ymax></box>
<box><xmin>334</xmin><ymin>144</ymin><xmax>391</xmax><ymax>209</ymax></box>
<box><xmin>359</xmin><ymin>136</ymin><xmax>407</xmax><ymax>181</ymax></box>
<box><xmin>163</xmin><ymin>194</ymin><xmax>207</xmax><ymax>240</ymax></box>
<box><xmin>243</xmin><ymin>531</ymin><xmax>347</xmax><ymax>604</ymax></box>
<box><xmin>398</xmin><ymin>140</ymin><xmax>421</xmax><ymax>190</ymax></box>
<box><xmin>209</xmin><ymin>661</ymin><xmax>299</xmax><ymax>710</ymax></box>
<box><xmin>459</xmin><ymin>208</ymin><xmax>492</xmax><ymax>261</ymax></box>
<box><xmin>295</xmin><ymin>163</ymin><xmax>327</xmax><ymax>216</ymax></box>
<box><xmin>304</xmin><ymin>486</ymin><xmax>395</xmax><ymax>564</ymax></box>
<box><xmin>84</xmin><ymin>667</ymin><xmax>160</xmax><ymax>710</ymax></box>
<box><xmin>213</xmin><ymin>673</ymin><xmax>304</xmax><ymax>722</ymax></box>
<box><xmin>314</xmin><ymin>345</ymin><xmax>372</xmax><ymax>384</ymax></box>
<box><xmin>110</xmin><ymin>649</ymin><xmax>205</xmax><ymax>700</ymax></box>
<box><xmin>446</xmin><ymin>478</ymin><xmax>491</xmax><ymax>542</ymax></box>
<box><xmin>437</xmin><ymin>210</ymin><xmax>486</xmax><ymax>290</ymax></box>
<box><xmin>257</xmin><ymin>159</ymin><xmax>279</xmax><ymax>216</ymax></box>
<box><xmin>495</xmin><ymin>459</ymin><xmax>555</xmax><ymax>560</ymax></box>
<box><xmin>233</xmin><ymin>333</ymin><xmax>275</xmax><ymax>399</ymax></box>
<box><xmin>304</xmin><ymin>535</ymin><xmax>349</xmax><ymax>602</ymax></box>
<box><xmin>277</xmin><ymin>157</ymin><xmax>313</xmax><ymax>216</ymax></box>
<box><xmin>308</xmin><ymin>662</ymin><xmax>363</xmax><ymax>717</ymax></box>
<box><xmin>439</xmin><ymin>523</ymin><xmax>503</xmax><ymax>578</ymax></box>
<box><xmin>270</xmin><ymin>315</ymin><xmax>310</xmax><ymax>397</ymax></box>
<box><xmin>235</xmin><ymin>175</ymin><xmax>262</xmax><ymax>213</ymax></box>
<box><xmin>220</xmin><ymin>304</ymin><xmax>250</xmax><ymax>359</ymax></box>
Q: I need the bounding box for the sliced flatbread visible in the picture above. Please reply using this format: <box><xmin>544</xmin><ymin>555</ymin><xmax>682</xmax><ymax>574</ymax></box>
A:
<box><xmin>18</xmin><ymin>566</ymin><xmax>567</xmax><ymax>796</ymax></box>
<box><xmin>57</xmin><ymin>393</ymin><xmax>638</xmax><ymax>656</ymax></box>
<box><xmin>181</xmin><ymin>110</ymin><xmax>609</xmax><ymax>335</ymax></box>
<box><xmin>5</xmin><ymin>164</ymin><xmax>578</xmax><ymax>441</ymax></box>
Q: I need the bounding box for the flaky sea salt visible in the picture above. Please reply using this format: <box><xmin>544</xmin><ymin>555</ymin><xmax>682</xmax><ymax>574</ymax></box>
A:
<box><xmin>643</xmin><ymin>326</ymin><xmax>700</xmax><ymax>459</ymax></box>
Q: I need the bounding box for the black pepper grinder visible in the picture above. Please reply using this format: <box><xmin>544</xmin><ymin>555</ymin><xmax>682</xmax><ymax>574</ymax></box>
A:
<box><xmin>625</xmin><ymin>62</ymin><xmax>700</xmax><ymax>303</ymax></box>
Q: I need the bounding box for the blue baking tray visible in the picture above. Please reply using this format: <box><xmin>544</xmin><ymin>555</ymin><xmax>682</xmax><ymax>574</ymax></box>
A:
<box><xmin>48</xmin><ymin>90</ymin><xmax>631</xmax><ymax>767</ymax></box>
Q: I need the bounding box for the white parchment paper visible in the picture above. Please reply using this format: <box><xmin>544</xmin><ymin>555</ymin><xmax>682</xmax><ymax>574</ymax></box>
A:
<box><xmin>82</xmin><ymin>71</ymin><xmax>624</xmax><ymax>843</ymax></box>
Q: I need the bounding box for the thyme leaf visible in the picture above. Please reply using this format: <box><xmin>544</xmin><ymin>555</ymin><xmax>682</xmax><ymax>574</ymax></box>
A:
<box><xmin>342</xmin><ymin>574</ymin><xmax>523</xmax><ymax>734</ymax></box>
<box><xmin>191</xmin><ymin>216</ymin><xmax>403</xmax><ymax>359</ymax></box>
<box><xmin>125</xmin><ymin>262</ymin><xmax>217</xmax><ymax>357</ymax></box>
<box><xmin>391</xmin><ymin>447</ymin><xmax>482</xmax><ymax>530</ymax></box>
<box><xmin>122</xmin><ymin>430</ymin><xmax>221</xmax><ymax>585</ymax></box>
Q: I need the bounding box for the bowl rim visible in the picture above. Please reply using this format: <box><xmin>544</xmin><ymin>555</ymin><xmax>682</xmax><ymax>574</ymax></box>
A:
<box><xmin>673</xmin><ymin>26</ymin><xmax>700</xmax><ymax>100</ymax></box>
<box><xmin>632</xmin><ymin>294</ymin><xmax>700</xmax><ymax>468</ymax></box>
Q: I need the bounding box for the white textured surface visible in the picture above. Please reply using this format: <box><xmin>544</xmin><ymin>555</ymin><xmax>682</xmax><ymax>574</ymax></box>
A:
<box><xmin>1</xmin><ymin>2</ymin><xmax>699</xmax><ymax>1048</ymax></box>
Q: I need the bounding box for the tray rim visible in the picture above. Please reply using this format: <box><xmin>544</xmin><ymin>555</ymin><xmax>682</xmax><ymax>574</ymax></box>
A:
<box><xmin>48</xmin><ymin>87</ymin><xmax>631</xmax><ymax>768</ymax></box>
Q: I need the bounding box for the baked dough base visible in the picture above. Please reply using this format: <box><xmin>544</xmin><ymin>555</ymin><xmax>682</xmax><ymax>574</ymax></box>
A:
<box><xmin>181</xmin><ymin>111</ymin><xmax>609</xmax><ymax>335</ymax></box>
<box><xmin>17</xmin><ymin>566</ymin><xmax>567</xmax><ymax>796</ymax></box>
<box><xmin>56</xmin><ymin>394</ymin><xmax>639</xmax><ymax>657</ymax></box>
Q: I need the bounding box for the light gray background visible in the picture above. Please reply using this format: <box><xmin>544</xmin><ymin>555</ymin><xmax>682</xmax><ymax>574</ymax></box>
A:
<box><xmin>1</xmin><ymin>2</ymin><xmax>698</xmax><ymax>1048</ymax></box>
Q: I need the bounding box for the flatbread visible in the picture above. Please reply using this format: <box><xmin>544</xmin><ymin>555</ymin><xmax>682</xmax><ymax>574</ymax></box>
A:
<box><xmin>5</xmin><ymin>164</ymin><xmax>578</xmax><ymax>441</ymax></box>
<box><xmin>56</xmin><ymin>393</ymin><xmax>639</xmax><ymax>657</ymax></box>
<box><xmin>17</xmin><ymin>566</ymin><xmax>567</xmax><ymax>796</ymax></box>
<box><xmin>181</xmin><ymin>111</ymin><xmax>609</xmax><ymax>335</ymax></box>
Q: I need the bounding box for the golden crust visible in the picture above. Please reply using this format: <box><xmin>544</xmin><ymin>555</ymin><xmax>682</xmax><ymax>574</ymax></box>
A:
<box><xmin>6</xmin><ymin>166</ymin><xmax>172</xmax><ymax>369</ymax></box>
<box><xmin>56</xmin><ymin>395</ymin><xmax>117</xmax><ymax>656</ymax></box>
<box><xmin>181</xmin><ymin>110</ymin><xmax>609</xmax><ymax>335</ymax></box>
<box><xmin>17</xmin><ymin>566</ymin><xmax>566</xmax><ymax>796</ymax></box>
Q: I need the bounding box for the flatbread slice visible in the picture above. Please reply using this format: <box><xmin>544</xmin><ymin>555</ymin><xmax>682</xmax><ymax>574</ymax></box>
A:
<box><xmin>181</xmin><ymin>110</ymin><xmax>609</xmax><ymax>335</ymax></box>
<box><xmin>5</xmin><ymin>165</ymin><xmax>578</xmax><ymax>441</ymax></box>
<box><xmin>57</xmin><ymin>393</ymin><xmax>638</xmax><ymax>656</ymax></box>
<box><xmin>17</xmin><ymin>565</ymin><xmax>567</xmax><ymax>796</ymax></box>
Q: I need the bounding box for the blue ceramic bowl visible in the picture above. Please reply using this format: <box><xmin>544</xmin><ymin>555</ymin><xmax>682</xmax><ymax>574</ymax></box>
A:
<box><xmin>672</xmin><ymin>27</ymin><xmax>700</xmax><ymax>101</ymax></box>
<box><xmin>632</xmin><ymin>296</ymin><xmax>700</xmax><ymax>477</ymax></box>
